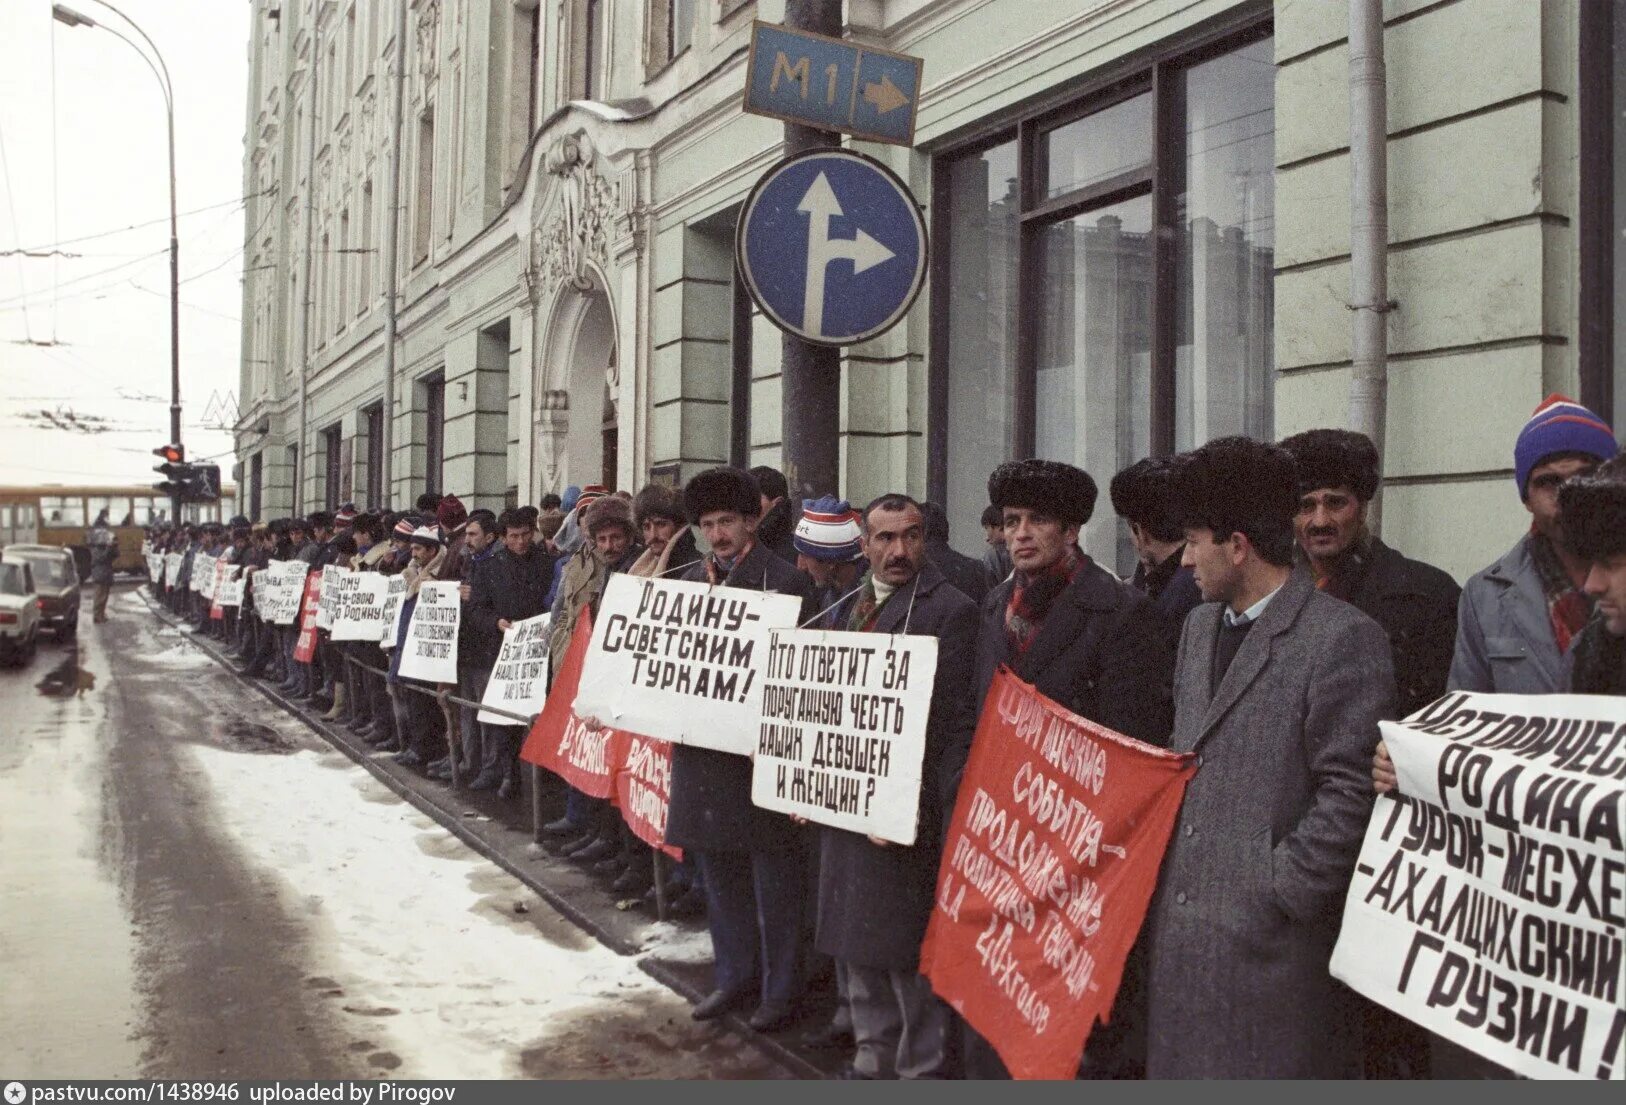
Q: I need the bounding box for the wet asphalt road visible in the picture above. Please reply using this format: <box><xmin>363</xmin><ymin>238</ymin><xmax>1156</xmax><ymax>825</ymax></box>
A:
<box><xmin>0</xmin><ymin>585</ymin><xmax>789</xmax><ymax>1080</ymax></box>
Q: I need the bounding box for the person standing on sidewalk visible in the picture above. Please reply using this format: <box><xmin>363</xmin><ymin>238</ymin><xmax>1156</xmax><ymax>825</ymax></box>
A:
<box><xmin>809</xmin><ymin>494</ymin><xmax>977</xmax><ymax>1080</ymax></box>
<box><xmin>88</xmin><ymin>510</ymin><xmax>116</xmax><ymax>623</ymax></box>
<box><xmin>1561</xmin><ymin>454</ymin><xmax>1626</xmax><ymax>696</ymax></box>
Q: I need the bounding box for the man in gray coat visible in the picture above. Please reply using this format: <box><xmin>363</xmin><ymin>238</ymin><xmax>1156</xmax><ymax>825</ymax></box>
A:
<box><xmin>1448</xmin><ymin>394</ymin><xmax>1616</xmax><ymax>695</ymax></box>
<box><xmin>1144</xmin><ymin>436</ymin><xmax>1394</xmax><ymax>1079</ymax></box>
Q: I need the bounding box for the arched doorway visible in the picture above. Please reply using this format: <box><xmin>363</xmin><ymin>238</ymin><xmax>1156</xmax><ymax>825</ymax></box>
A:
<box><xmin>534</xmin><ymin>275</ymin><xmax>618</xmax><ymax>495</ymax></box>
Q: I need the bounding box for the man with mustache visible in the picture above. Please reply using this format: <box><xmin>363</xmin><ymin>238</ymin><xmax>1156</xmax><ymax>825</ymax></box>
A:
<box><xmin>807</xmin><ymin>494</ymin><xmax>977</xmax><ymax>1079</ymax></box>
<box><xmin>1279</xmin><ymin>429</ymin><xmax>1460</xmax><ymax>722</ymax></box>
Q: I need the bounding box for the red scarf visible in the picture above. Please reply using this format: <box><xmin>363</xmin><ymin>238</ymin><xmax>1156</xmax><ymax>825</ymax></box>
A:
<box><xmin>1005</xmin><ymin>546</ymin><xmax>1085</xmax><ymax>657</ymax></box>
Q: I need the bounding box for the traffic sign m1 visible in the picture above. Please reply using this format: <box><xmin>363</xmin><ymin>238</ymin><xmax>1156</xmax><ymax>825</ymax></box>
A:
<box><xmin>737</xmin><ymin>149</ymin><xmax>928</xmax><ymax>347</ymax></box>
<box><xmin>743</xmin><ymin>21</ymin><xmax>923</xmax><ymax>147</ymax></box>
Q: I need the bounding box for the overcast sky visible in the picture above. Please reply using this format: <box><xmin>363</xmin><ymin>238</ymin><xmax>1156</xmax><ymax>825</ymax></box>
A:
<box><xmin>0</xmin><ymin>0</ymin><xmax>247</xmax><ymax>490</ymax></box>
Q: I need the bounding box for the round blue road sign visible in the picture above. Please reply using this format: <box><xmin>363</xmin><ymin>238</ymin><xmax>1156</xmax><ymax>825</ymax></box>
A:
<box><xmin>737</xmin><ymin>149</ymin><xmax>928</xmax><ymax>347</ymax></box>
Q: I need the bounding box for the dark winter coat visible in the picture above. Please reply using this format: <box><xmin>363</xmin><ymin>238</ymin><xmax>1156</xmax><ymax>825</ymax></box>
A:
<box><xmin>1336</xmin><ymin>538</ymin><xmax>1461</xmax><ymax>719</ymax></box>
<box><xmin>927</xmin><ymin>538</ymin><xmax>990</xmax><ymax>607</ymax></box>
<box><xmin>465</xmin><ymin>545</ymin><xmax>554</xmax><ymax>671</ymax></box>
<box><xmin>1145</xmin><ymin>571</ymin><xmax>1394</xmax><ymax>1078</ymax></box>
<box><xmin>946</xmin><ymin>556</ymin><xmax>1175</xmax><ymax>802</ymax></box>
<box><xmin>1132</xmin><ymin>550</ymin><xmax>1203</xmax><ymax>642</ymax></box>
<box><xmin>814</xmin><ymin>563</ymin><xmax>978</xmax><ymax>969</ymax></box>
<box><xmin>1571</xmin><ymin>616</ymin><xmax>1626</xmax><ymax>696</ymax></box>
<box><xmin>665</xmin><ymin>542</ymin><xmax>816</xmax><ymax>853</ymax></box>
<box><xmin>756</xmin><ymin>498</ymin><xmax>799</xmax><ymax>565</ymax></box>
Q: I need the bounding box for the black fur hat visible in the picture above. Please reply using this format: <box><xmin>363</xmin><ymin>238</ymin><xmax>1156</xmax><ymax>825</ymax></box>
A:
<box><xmin>1172</xmin><ymin>436</ymin><xmax>1299</xmax><ymax>567</ymax></box>
<box><xmin>683</xmin><ymin>466</ymin><xmax>762</xmax><ymax>524</ymax></box>
<box><xmin>1109</xmin><ymin>456</ymin><xmax>1185</xmax><ymax>542</ymax></box>
<box><xmin>988</xmin><ymin>459</ymin><xmax>1097</xmax><ymax>526</ymax></box>
<box><xmin>1559</xmin><ymin>455</ymin><xmax>1626</xmax><ymax>562</ymax></box>
<box><xmin>1279</xmin><ymin>428</ymin><xmax>1380</xmax><ymax>501</ymax></box>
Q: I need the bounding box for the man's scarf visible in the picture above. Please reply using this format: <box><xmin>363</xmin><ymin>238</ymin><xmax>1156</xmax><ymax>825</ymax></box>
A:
<box><xmin>1529</xmin><ymin>531</ymin><xmax>1594</xmax><ymax>655</ymax></box>
<box><xmin>1005</xmin><ymin>545</ymin><xmax>1084</xmax><ymax>657</ymax></box>
<box><xmin>703</xmin><ymin>540</ymin><xmax>755</xmax><ymax>586</ymax></box>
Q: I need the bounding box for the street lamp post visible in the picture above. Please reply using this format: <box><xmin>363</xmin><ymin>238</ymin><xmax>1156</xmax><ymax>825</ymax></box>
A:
<box><xmin>53</xmin><ymin>1</ymin><xmax>183</xmax><ymax>523</ymax></box>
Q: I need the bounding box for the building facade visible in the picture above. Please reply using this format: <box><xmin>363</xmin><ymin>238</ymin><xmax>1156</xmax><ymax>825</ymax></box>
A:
<box><xmin>236</xmin><ymin>0</ymin><xmax>1624</xmax><ymax>581</ymax></box>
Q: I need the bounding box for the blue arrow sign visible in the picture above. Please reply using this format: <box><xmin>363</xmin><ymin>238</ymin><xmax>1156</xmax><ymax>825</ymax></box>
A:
<box><xmin>743</xmin><ymin>21</ymin><xmax>923</xmax><ymax>147</ymax></box>
<box><xmin>737</xmin><ymin>149</ymin><xmax>928</xmax><ymax>347</ymax></box>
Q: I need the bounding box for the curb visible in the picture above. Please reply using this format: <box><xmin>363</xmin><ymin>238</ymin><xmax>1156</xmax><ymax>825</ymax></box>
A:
<box><xmin>141</xmin><ymin>591</ymin><xmax>825</xmax><ymax>1080</ymax></box>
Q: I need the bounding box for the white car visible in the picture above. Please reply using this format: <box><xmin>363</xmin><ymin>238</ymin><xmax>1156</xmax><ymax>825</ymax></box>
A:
<box><xmin>0</xmin><ymin>556</ymin><xmax>42</xmax><ymax>666</ymax></box>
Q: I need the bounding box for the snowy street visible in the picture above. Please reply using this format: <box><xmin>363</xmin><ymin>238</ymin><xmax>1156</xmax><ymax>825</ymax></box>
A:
<box><xmin>0</xmin><ymin>587</ymin><xmax>788</xmax><ymax>1080</ymax></box>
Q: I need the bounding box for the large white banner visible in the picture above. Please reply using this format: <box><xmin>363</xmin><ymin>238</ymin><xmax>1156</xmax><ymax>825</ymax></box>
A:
<box><xmin>477</xmin><ymin>613</ymin><xmax>551</xmax><ymax>725</ymax></box>
<box><xmin>316</xmin><ymin>565</ymin><xmax>349</xmax><ymax>630</ymax></box>
<box><xmin>331</xmin><ymin>571</ymin><xmax>391</xmax><ymax>641</ymax></box>
<box><xmin>378</xmin><ymin>575</ymin><xmax>408</xmax><ymax>648</ymax></box>
<box><xmin>750</xmin><ymin>628</ymin><xmax>938</xmax><ymax>845</ymax></box>
<box><xmin>1331</xmin><ymin>691</ymin><xmax>1626</xmax><ymax>1081</ymax></box>
<box><xmin>256</xmin><ymin>560</ymin><xmax>309</xmax><ymax>625</ymax></box>
<box><xmin>396</xmin><ymin>580</ymin><xmax>460</xmax><ymax>683</ymax></box>
<box><xmin>572</xmin><ymin>574</ymin><xmax>802</xmax><ymax>754</ymax></box>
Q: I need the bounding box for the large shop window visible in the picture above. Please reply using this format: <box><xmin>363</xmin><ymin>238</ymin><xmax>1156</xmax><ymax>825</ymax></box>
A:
<box><xmin>933</xmin><ymin>26</ymin><xmax>1275</xmax><ymax>572</ymax></box>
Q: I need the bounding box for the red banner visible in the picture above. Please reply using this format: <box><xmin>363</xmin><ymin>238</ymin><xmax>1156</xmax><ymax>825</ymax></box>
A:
<box><xmin>521</xmin><ymin>613</ymin><xmax>618</xmax><ymax>798</ymax></box>
<box><xmin>918</xmin><ymin>667</ymin><xmax>1195</xmax><ymax>1081</ymax></box>
<box><xmin>613</xmin><ymin>733</ymin><xmax>681</xmax><ymax>860</ymax></box>
<box><xmin>292</xmin><ymin>569</ymin><xmax>323</xmax><ymax>663</ymax></box>
<box><xmin>521</xmin><ymin>613</ymin><xmax>681</xmax><ymax>857</ymax></box>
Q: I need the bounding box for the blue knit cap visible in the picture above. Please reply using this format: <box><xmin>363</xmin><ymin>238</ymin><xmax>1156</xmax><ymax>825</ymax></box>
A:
<box><xmin>793</xmin><ymin>496</ymin><xmax>864</xmax><ymax>562</ymax></box>
<box><xmin>1513</xmin><ymin>394</ymin><xmax>1617</xmax><ymax>499</ymax></box>
<box><xmin>561</xmin><ymin>485</ymin><xmax>582</xmax><ymax>512</ymax></box>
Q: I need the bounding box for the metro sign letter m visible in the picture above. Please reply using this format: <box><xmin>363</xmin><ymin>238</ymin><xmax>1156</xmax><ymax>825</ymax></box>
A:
<box><xmin>771</xmin><ymin>51</ymin><xmax>810</xmax><ymax>99</ymax></box>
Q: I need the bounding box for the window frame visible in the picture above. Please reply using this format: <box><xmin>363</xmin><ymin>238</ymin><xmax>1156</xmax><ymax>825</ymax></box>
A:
<box><xmin>927</xmin><ymin>9</ymin><xmax>1272</xmax><ymax>506</ymax></box>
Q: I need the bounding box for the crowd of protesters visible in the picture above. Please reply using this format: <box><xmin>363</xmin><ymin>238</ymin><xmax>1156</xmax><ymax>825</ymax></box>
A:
<box><xmin>137</xmin><ymin>394</ymin><xmax>1626</xmax><ymax>1080</ymax></box>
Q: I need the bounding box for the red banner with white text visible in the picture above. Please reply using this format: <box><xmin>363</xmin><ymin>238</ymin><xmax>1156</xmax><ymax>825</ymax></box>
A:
<box><xmin>521</xmin><ymin>613</ymin><xmax>618</xmax><ymax>799</ymax></box>
<box><xmin>292</xmin><ymin>570</ymin><xmax>324</xmax><ymax>664</ymax></box>
<box><xmin>612</xmin><ymin>733</ymin><xmax>682</xmax><ymax>860</ymax></box>
<box><xmin>918</xmin><ymin>667</ymin><xmax>1195</xmax><ymax>1081</ymax></box>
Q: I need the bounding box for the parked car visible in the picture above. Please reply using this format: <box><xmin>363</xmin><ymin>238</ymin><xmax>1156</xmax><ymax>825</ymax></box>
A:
<box><xmin>0</xmin><ymin>555</ymin><xmax>41</xmax><ymax>666</ymax></box>
<box><xmin>4</xmin><ymin>543</ymin><xmax>80</xmax><ymax>639</ymax></box>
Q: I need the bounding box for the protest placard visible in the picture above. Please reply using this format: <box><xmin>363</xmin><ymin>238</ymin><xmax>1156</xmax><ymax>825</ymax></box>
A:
<box><xmin>208</xmin><ymin>561</ymin><xmax>237</xmax><ymax>620</ymax></box>
<box><xmin>378</xmin><ymin>575</ymin><xmax>407</xmax><ymax>648</ymax></box>
<box><xmin>256</xmin><ymin>561</ymin><xmax>309</xmax><ymax>625</ymax></box>
<box><xmin>330</xmin><ymin>571</ymin><xmax>391</xmax><ymax>641</ymax></box>
<box><xmin>572</xmin><ymin>574</ymin><xmax>802</xmax><ymax>754</ymax></box>
<box><xmin>478</xmin><ymin>613</ymin><xmax>551</xmax><ymax>724</ymax></box>
<box><xmin>146</xmin><ymin>553</ymin><xmax>164</xmax><ymax>582</ymax></box>
<box><xmin>193</xmin><ymin>553</ymin><xmax>216</xmax><ymax>596</ymax></box>
<box><xmin>614</xmin><ymin>732</ymin><xmax>681</xmax><ymax>860</ymax></box>
<box><xmin>750</xmin><ymin>628</ymin><xmax>938</xmax><ymax>845</ymax></box>
<box><xmin>163</xmin><ymin>552</ymin><xmax>182</xmax><ymax>588</ymax></box>
<box><xmin>396</xmin><ymin>580</ymin><xmax>460</xmax><ymax>682</ymax></box>
<box><xmin>217</xmin><ymin>567</ymin><xmax>245</xmax><ymax>608</ymax></box>
<box><xmin>316</xmin><ymin>565</ymin><xmax>349</xmax><ymax>630</ymax></box>
<box><xmin>918</xmin><ymin>667</ymin><xmax>1196</xmax><ymax>1080</ymax></box>
<box><xmin>1330</xmin><ymin>691</ymin><xmax>1626</xmax><ymax>1081</ymax></box>
<box><xmin>522</xmin><ymin>614</ymin><xmax>620</xmax><ymax>798</ymax></box>
<box><xmin>292</xmin><ymin>570</ymin><xmax>324</xmax><ymax>664</ymax></box>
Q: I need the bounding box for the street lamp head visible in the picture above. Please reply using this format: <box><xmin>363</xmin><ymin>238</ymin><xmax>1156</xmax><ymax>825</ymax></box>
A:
<box><xmin>51</xmin><ymin>3</ymin><xmax>97</xmax><ymax>28</ymax></box>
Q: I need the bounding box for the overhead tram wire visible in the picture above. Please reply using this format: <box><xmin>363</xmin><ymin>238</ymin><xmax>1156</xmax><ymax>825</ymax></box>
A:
<box><xmin>0</xmin><ymin>118</ymin><xmax>35</xmax><ymax>343</ymax></box>
<box><xmin>6</xmin><ymin>188</ymin><xmax>271</xmax><ymax>255</ymax></box>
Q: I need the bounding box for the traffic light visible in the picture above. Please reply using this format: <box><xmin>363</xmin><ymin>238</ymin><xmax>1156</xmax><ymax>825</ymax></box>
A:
<box><xmin>153</xmin><ymin>461</ymin><xmax>189</xmax><ymax>499</ymax></box>
<box><xmin>153</xmin><ymin>443</ymin><xmax>189</xmax><ymax>499</ymax></box>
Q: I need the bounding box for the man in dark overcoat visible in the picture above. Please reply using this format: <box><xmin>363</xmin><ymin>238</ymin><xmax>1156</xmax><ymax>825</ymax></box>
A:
<box><xmin>808</xmin><ymin>494</ymin><xmax>977</xmax><ymax>1079</ymax></box>
<box><xmin>1144</xmin><ymin>436</ymin><xmax>1394</xmax><ymax>1078</ymax></box>
<box><xmin>667</xmin><ymin>466</ymin><xmax>817</xmax><ymax>1031</ymax></box>
<box><xmin>945</xmin><ymin>458</ymin><xmax>1175</xmax><ymax>1078</ymax></box>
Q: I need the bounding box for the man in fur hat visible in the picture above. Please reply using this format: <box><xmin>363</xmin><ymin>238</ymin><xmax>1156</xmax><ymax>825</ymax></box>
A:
<box><xmin>945</xmin><ymin>457</ymin><xmax>1175</xmax><ymax>1078</ymax></box>
<box><xmin>667</xmin><ymin>466</ymin><xmax>816</xmax><ymax>1031</ymax></box>
<box><xmin>1560</xmin><ymin>455</ymin><xmax>1626</xmax><ymax>696</ymax></box>
<box><xmin>1145</xmin><ymin>436</ymin><xmax>1392</xmax><ymax>1079</ymax></box>
<box><xmin>1280</xmin><ymin>429</ymin><xmax>1460</xmax><ymax>723</ymax></box>
<box><xmin>1109</xmin><ymin>456</ymin><xmax>1203</xmax><ymax>636</ymax></box>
